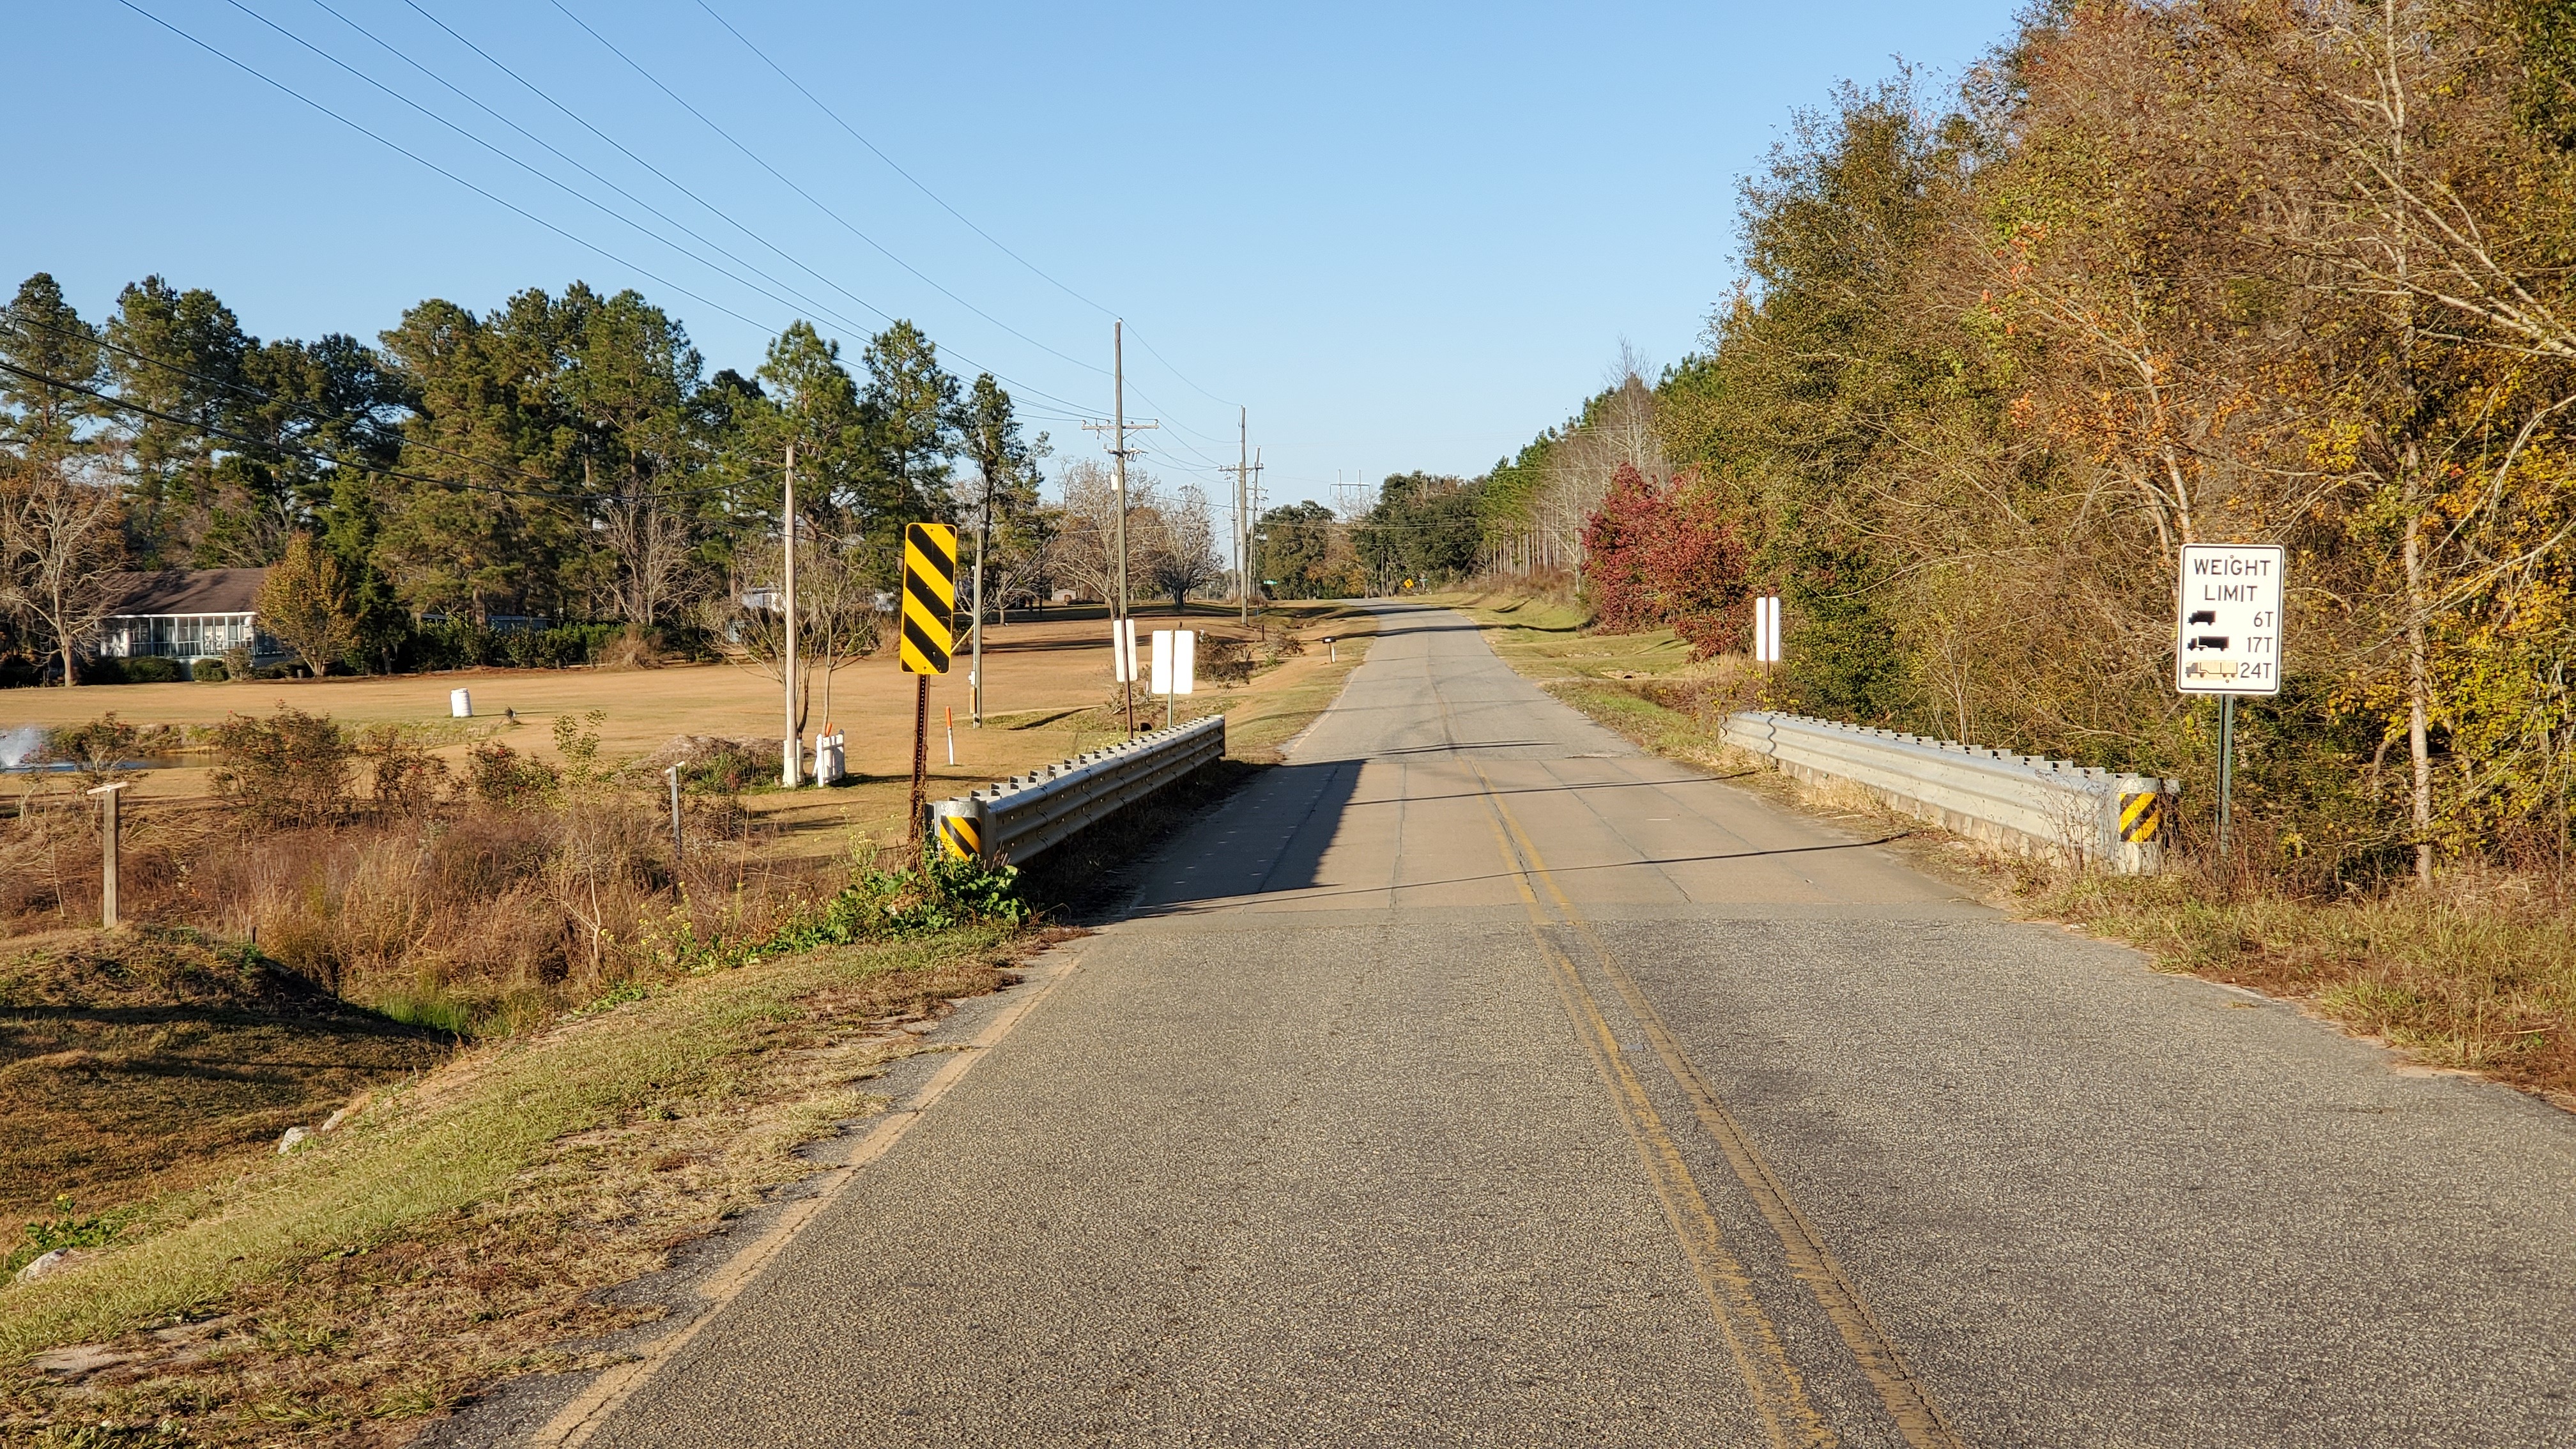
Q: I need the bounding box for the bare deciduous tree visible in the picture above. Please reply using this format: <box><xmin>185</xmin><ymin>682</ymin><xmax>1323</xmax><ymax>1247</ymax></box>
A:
<box><xmin>0</xmin><ymin>470</ymin><xmax>123</xmax><ymax>686</ymax></box>
<box><xmin>1147</xmin><ymin>485</ymin><xmax>1225</xmax><ymax>614</ymax></box>
<box><xmin>698</xmin><ymin>531</ymin><xmax>883</xmax><ymax>743</ymax></box>
<box><xmin>1052</xmin><ymin>457</ymin><xmax>1166</xmax><ymax>608</ymax></box>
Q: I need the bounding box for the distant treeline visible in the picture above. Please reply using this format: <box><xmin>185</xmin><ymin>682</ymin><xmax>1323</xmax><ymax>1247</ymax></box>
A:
<box><xmin>0</xmin><ymin>275</ymin><xmax>1068</xmax><ymax>682</ymax></box>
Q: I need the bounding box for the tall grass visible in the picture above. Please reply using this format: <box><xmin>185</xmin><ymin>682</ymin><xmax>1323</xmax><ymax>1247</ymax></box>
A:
<box><xmin>2043</xmin><ymin>860</ymin><xmax>2576</xmax><ymax>1094</ymax></box>
<box><xmin>0</xmin><ymin>713</ymin><xmax>833</xmax><ymax>1034</ymax></box>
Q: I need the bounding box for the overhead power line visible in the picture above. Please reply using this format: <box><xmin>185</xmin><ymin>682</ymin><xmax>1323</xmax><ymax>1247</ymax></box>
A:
<box><xmin>236</xmin><ymin>0</ymin><xmax>997</xmax><ymax>402</ymax></box>
<box><xmin>691</xmin><ymin>0</ymin><xmax>1116</xmax><ymax>322</ymax></box>
<box><xmin>118</xmin><ymin>0</ymin><xmax>1097</xmax><ymax>431</ymax></box>
<box><xmin>293</xmin><ymin>0</ymin><xmax>911</xmax><ymax>352</ymax></box>
<box><xmin>548</xmin><ymin>0</ymin><xmax>1104</xmax><ymax>403</ymax></box>
<box><xmin>689</xmin><ymin>1</ymin><xmax>1246</xmax><ymax>415</ymax></box>
<box><xmin>378</xmin><ymin>0</ymin><xmax>1090</xmax><ymax>421</ymax></box>
<box><xmin>114</xmin><ymin>0</ymin><xmax>778</xmax><ymax>339</ymax></box>
<box><xmin>1121</xmin><ymin>323</ymin><xmax>1242</xmax><ymax>410</ymax></box>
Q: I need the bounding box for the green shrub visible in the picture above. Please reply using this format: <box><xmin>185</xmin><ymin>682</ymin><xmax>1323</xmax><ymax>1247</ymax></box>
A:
<box><xmin>42</xmin><ymin>714</ymin><xmax>142</xmax><ymax>788</ymax></box>
<box><xmin>190</xmin><ymin>657</ymin><xmax>228</xmax><ymax>682</ymax></box>
<box><xmin>208</xmin><ymin>707</ymin><xmax>354</xmax><ymax>828</ymax></box>
<box><xmin>683</xmin><ymin>740</ymin><xmax>772</xmax><ymax>793</ymax></box>
<box><xmin>772</xmin><ymin>846</ymin><xmax>1029</xmax><ymax>949</ymax></box>
<box><xmin>6</xmin><ymin>1195</ymin><xmax>128</xmax><ymax>1277</ymax></box>
<box><xmin>71</xmin><ymin>657</ymin><xmax>179</xmax><ymax>685</ymax></box>
<box><xmin>465</xmin><ymin>739</ymin><xmax>560</xmax><ymax>806</ymax></box>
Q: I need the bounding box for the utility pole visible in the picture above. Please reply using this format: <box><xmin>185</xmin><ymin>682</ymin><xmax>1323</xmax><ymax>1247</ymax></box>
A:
<box><xmin>1236</xmin><ymin>408</ymin><xmax>1248</xmax><ymax>622</ymax></box>
<box><xmin>781</xmin><ymin>440</ymin><xmax>800</xmax><ymax>788</ymax></box>
<box><xmin>970</xmin><ymin>461</ymin><xmax>990</xmax><ymax>728</ymax></box>
<box><xmin>1217</xmin><ymin>410</ymin><xmax>1264</xmax><ymax>624</ymax></box>
<box><xmin>1082</xmin><ymin>320</ymin><xmax>1156</xmax><ymax>735</ymax></box>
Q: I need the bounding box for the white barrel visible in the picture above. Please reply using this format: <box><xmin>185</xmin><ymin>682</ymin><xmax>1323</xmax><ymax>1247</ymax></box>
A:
<box><xmin>450</xmin><ymin>688</ymin><xmax>472</xmax><ymax>718</ymax></box>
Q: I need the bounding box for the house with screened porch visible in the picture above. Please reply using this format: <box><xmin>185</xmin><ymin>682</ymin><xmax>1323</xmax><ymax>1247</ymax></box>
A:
<box><xmin>91</xmin><ymin>568</ymin><xmax>282</xmax><ymax>678</ymax></box>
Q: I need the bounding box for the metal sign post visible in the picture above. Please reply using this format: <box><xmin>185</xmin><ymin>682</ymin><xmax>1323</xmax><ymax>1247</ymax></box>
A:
<box><xmin>1150</xmin><ymin>629</ymin><xmax>1195</xmax><ymax>728</ymax></box>
<box><xmin>2174</xmin><ymin>543</ymin><xmax>2286</xmax><ymax>857</ymax></box>
<box><xmin>901</xmin><ymin>523</ymin><xmax>959</xmax><ymax>850</ymax></box>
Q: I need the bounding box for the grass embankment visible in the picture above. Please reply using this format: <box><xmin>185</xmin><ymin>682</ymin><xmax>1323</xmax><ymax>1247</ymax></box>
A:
<box><xmin>0</xmin><ymin>921</ymin><xmax>1020</xmax><ymax>1445</ymax></box>
<box><xmin>0</xmin><ymin>935</ymin><xmax>448</xmax><ymax>1227</ymax></box>
<box><xmin>1431</xmin><ymin>589</ymin><xmax>2576</xmax><ymax>1108</ymax></box>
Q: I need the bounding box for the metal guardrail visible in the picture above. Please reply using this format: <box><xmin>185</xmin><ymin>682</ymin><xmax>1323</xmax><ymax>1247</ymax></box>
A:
<box><xmin>1719</xmin><ymin>711</ymin><xmax>2177</xmax><ymax>874</ymax></box>
<box><xmin>928</xmin><ymin>714</ymin><xmax>1227</xmax><ymax>864</ymax></box>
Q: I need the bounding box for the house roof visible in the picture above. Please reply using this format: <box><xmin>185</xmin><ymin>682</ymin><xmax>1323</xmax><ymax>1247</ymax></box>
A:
<box><xmin>100</xmin><ymin>568</ymin><xmax>268</xmax><ymax>617</ymax></box>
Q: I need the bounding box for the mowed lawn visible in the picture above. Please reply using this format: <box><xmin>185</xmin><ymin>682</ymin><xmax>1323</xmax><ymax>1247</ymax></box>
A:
<box><xmin>1</xmin><ymin>604</ymin><xmax>1363</xmax><ymax>860</ymax></box>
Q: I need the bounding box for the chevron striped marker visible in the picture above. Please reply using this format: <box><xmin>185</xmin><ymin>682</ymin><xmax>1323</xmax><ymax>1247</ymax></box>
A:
<box><xmin>901</xmin><ymin>523</ymin><xmax>957</xmax><ymax>675</ymax></box>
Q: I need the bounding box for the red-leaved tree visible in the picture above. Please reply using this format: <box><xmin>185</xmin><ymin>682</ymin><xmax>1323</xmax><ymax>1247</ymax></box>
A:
<box><xmin>1582</xmin><ymin>464</ymin><xmax>1749</xmax><ymax>656</ymax></box>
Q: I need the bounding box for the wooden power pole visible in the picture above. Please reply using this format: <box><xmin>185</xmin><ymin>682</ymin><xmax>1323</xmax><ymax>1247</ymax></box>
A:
<box><xmin>781</xmin><ymin>441</ymin><xmax>801</xmax><ymax>788</ymax></box>
<box><xmin>1084</xmin><ymin>322</ymin><xmax>1156</xmax><ymax>736</ymax></box>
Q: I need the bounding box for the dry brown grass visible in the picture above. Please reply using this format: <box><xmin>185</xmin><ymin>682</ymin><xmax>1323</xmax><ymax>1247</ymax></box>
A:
<box><xmin>0</xmin><ymin>602</ymin><xmax>1385</xmax><ymax>1445</ymax></box>
<box><xmin>2036</xmin><ymin>863</ymin><xmax>2576</xmax><ymax>1101</ymax></box>
<box><xmin>0</xmin><ymin>925</ymin><xmax>1025</xmax><ymax>1446</ymax></box>
<box><xmin>0</xmin><ymin>788</ymin><xmax>830</xmax><ymax>1035</ymax></box>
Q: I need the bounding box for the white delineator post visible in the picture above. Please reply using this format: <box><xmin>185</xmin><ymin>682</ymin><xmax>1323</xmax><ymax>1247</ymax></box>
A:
<box><xmin>1752</xmin><ymin>595</ymin><xmax>1783</xmax><ymax>664</ymax></box>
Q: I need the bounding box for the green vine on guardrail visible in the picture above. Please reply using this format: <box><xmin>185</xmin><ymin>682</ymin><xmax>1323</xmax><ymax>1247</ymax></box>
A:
<box><xmin>636</xmin><ymin>843</ymin><xmax>1029</xmax><ymax>979</ymax></box>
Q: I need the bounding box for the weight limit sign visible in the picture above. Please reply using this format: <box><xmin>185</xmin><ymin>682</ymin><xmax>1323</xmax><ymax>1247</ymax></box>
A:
<box><xmin>2174</xmin><ymin>543</ymin><xmax>2285</xmax><ymax>696</ymax></box>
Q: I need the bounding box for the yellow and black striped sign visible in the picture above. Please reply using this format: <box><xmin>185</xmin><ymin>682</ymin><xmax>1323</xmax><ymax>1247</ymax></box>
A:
<box><xmin>900</xmin><ymin>522</ymin><xmax>957</xmax><ymax>675</ymax></box>
<box><xmin>2119</xmin><ymin>789</ymin><xmax>2163</xmax><ymax>843</ymax></box>
<box><xmin>935</xmin><ymin>810</ymin><xmax>980</xmax><ymax>861</ymax></box>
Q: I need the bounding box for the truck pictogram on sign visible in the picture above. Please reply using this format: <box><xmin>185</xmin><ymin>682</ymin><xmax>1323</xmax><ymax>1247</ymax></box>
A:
<box><xmin>2174</xmin><ymin>544</ymin><xmax>2285</xmax><ymax>696</ymax></box>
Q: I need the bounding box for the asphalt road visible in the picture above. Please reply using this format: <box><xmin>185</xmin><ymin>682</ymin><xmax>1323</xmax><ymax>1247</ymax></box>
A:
<box><xmin>571</xmin><ymin>604</ymin><xmax>2576</xmax><ymax>1447</ymax></box>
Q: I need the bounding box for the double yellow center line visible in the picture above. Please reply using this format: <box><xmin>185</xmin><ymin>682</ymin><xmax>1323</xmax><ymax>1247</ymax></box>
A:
<box><xmin>1472</xmin><ymin>763</ymin><xmax>1963</xmax><ymax>1449</ymax></box>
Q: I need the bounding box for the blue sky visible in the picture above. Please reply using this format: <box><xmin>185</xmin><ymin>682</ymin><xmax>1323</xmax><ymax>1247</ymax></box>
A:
<box><xmin>8</xmin><ymin>1</ymin><xmax>2023</xmax><ymax>506</ymax></box>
